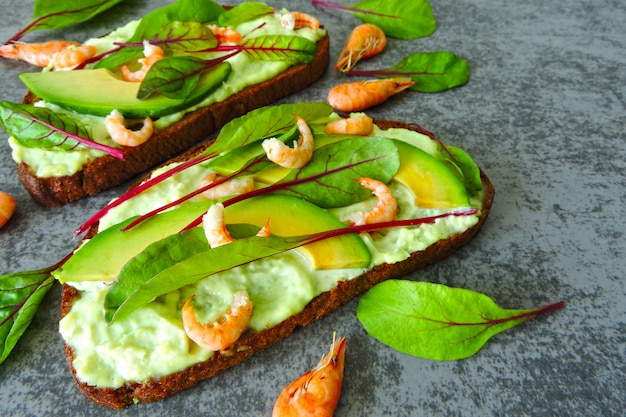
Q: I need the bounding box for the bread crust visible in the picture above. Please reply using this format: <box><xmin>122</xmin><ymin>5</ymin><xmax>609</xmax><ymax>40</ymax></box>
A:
<box><xmin>17</xmin><ymin>34</ymin><xmax>330</xmax><ymax>207</ymax></box>
<box><xmin>59</xmin><ymin>119</ymin><xmax>495</xmax><ymax>409</ymax></box>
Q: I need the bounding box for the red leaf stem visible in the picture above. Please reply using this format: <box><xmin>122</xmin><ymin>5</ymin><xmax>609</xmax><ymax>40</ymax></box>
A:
<box><xmin>74</xmin><ymin>152</ymin><xmax>215</xmax><ymax>237</ymax></box>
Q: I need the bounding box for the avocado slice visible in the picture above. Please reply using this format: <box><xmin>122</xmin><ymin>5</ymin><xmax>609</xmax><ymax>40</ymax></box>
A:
<box><xmin>225</xmin><ymin>194</ymin><xmax>371</xmax><ymax>270</ymax></box>
<box><xmin>392</xmin><ymin>139</ymin><xmax>470</xmax><ymax>209</ymax></box>
<box><xmin>54</xmin><ymin>201</ymin><xmax>214</xmax><ymax>283</ymax></box>
<box><xmin>19</xmin><ymin>63</ymin><xmax>231</xmax><ymax>119</ymax></box>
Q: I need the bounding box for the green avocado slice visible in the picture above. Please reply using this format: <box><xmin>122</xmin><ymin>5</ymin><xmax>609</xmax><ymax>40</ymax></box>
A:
<box><xmin>19</xmin><ymin>63</ymin><xmax>231</xmax><ymax>119</ymax></box>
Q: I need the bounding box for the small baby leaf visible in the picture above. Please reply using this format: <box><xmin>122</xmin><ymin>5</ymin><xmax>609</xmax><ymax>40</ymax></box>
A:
<box><xmin>104</xmin><ymin>227</ymin><xmax>209</xmax><ymax>321</ymax></box>
<box><xmin>0</xmin><ymin>102</ymin><xmax>124</xmax><ymax>159</ymax></box>
<box><xmin>129</xmin><ymin>0</ymin><xmax>224</xmax><ymax>42</ymax></box>
<box><xmin>7</xmin><ymin>0</ymin><xmax>125</xmax><ymax>43</ymax></box>
<box><xmin>0</xmin><ymin>266</ymin><xmax>57</xmax><ymax>364</ymax></box>
<box><xmin>137</xmin><ymin>55</ymin><xmax>209</xmax><ymax>100</ymax></box>
<box><xmin>217</xmin><ymin>2</ymin><xmax>276</xmax><ymax>27</ymax></box>
<box><xmin>348</xmin><ymin>52</ymin><xmax>470</xmax><ymax>93</ymax></box>
<box><xmin>240</xmin><ymin>35</ymin><xmax>317</xmax><ymax>64</ymax></box>
<box><xmin>277</xmin><ymin>137</ymin><xmax>400</xmax><ymax>208</ymax></box>
<box><xmin>357</xmin><ymin>280</ymin><xmax>565</xmax><ymax>360</ymax></box>
<box><xmin>312</xmin><ymin>0</ymin><xmax>436</xmax><ymax>39</ymax></box>
<box><xmin>440</xmin><ymin>145</ymin><xmax>483</xmax><ymax>196</ymax></box>
<box><xmin>211</xmin><ymin>102</ymin><xmax>334</xmax><ymax>154</ymax></box>
<box><xmin>350</xmin><ymin>0</ymin><xmax>436</xmax><ymax>39</ymax></box>
<box><xmin>155</xmin><ymin>21</ymin><xmax>218</xmax><ymax>53</ymax></box>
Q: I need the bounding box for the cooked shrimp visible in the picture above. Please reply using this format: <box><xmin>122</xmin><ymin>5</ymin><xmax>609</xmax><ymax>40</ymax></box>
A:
<box><xmin>334</xmin><ymin>23</ymin><xmax>386</xmax><ymax>72</ymax></box>
<box><xmin>0</xmin><ymin>40</ymin><xmax>96</xmax><ymax>68</ymax></box>
<box><xmin>272</xmin><ymin>333</ymin><xmax>346</xmax><ymax>417</ymax></box>
<box><xmin>182</xmin><ymin>290</ymin><xmax>253</xmax><ymax>351</ymax></box>
<box><xmin>281</xmin><ymin>11</ymin><xmax>321</xmax><ymax>30</ymax></box>
<box><xmin>343</xmin><ymin>177</ymin><xmax>397</xmax><ymax>226</ymax></box>
<box><xmin>105</xmin><ymin>109</ymin><xmax>154</xmax><ymax>147</ymax></box>
<box><xmin>207</xmin><ymin>24</ymin><xmax>242</xmax><ymax>45</ymax></box>
<box><xmin>324</xmin><ymin>114</ymin><xmax>374</xmax><ymax>136</ymax></box>
<box><xmin>327</xmin><ymin>77</ymin><xmax>415</xmax><ymax>112</ymax></box>
<box><xmin>54</xmin><ymin>44</ymin><xmax>97</xmax><ymax>69</ymax></box>
<box><xmin>200</xmin><ymin>172</ymin><xmax>255</xmax><ymax>201</ymax></box>
<box><xmin>121</xmin><ymin>41</ymin><xmax>164</xmax><ymax>82</ymax></box>
<box><xmin>262</xmin><ymin>115</ymin><xmax>314</xmax><ymax>168</ymax></box>
<box><xmin>202</xmin><ymin>203</ymin><xmax>234</xmax><ymax>248</ymax></box>
<box><xmin>0</xmin><ymin>191</ymin><xmax>16</xmax><ymax>229</ymax></box>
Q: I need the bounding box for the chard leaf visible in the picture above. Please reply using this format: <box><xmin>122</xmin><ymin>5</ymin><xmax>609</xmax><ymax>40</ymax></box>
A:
<box><xmin>104</xmin><ymin>227</ymin><xmax>209</xmax><ymax>321</ymax></box>
<box><xmin>312</xmin><ymin>0</ymin><xmax>436</xmax><ymax>39</ymax></box>
<box><xmin>94</xmin><ymin>0</ymin><xmax>224</xmax><ymax>69</ymax></box>
<box><xmin>137</xmin><ymin>55</ymin><xmax>210</xmax><ymax>100</ymax></box>
<box><xmin>357</xmin><ymin>280</ymin><xmax>565</xmax><ymax>360</ymax></box>
<box><xmin>107</xmin><ymin>234</ymin><xmax>311</xmax><ymax>322</ymax></box>
<box><xmin>211</xmin><ymin>102</ymin><xmax>333</xmax><ymax>154</ymax></box>
<box><xmin>348</xmin><ymin>52</ymin><xmax>470</xmax><ymax>93</ymax></box>
<box><xmin>0</xmin><ymin>266</ymin><xmax>57</xmax><ymax>364</ymax></box>
<box><xmin>217</xmin><ymin>2</ymin><xmax>276</xmax><ymax>27</ymax></box>
<box><xmin>7</xmin><ymin>0</ymin><xmax>125</xmax><ymax>43</ymax></box>
<box><xmin>240</xmin><ymin>35</ymin><xmax>317</xmax><ymax>63</ymax></box>
<box><xmin>277</xmin><ymin>137</ymin><xmax>400</xmax><ymax>208</ymax></box>
<box><xmin>441</xmin><ymin>145</ymin><xmax>483</xmax><ymax>196</ymax></box>
<box><xmin>129</xmin><ymin>0</ymin><xmax>224</xmax><ymax>42</ymax></box>
<box><xmin>154</xmin><ymin>21</ymin><xmax>218</xmax><ymax>53</ymax></box>
<box><xmin>93</xmin><ymin>45</ymin><xmax>142</xmax><ymax>70</ymax></box>
<box><xmin>0</xmin><ymin>102</ymin><xmax>124</xmax><ymax>159</ymax></box>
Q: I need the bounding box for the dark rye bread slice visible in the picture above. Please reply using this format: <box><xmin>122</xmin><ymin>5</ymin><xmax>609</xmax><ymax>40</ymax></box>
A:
<box><xmin>60</xmin><ymin>119</ymin><xmax>495</xmax><ymax>409</ymax></box>
<box><xmin>17</xmin><ymin>34</ymin><xmax>330</xmax><ymax>207</ymax></box>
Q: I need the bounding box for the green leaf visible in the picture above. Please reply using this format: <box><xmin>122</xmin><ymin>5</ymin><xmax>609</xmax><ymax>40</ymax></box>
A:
<box><xmin>277</xmin><ymin>137</ymin><xmax>400</xmax><ymax>208</ymax></box>
<box><xmin>0</xmin><ymin>101</ymin><xmax>124</xmax><ymax>159</ymax></box>
<box><xmin>106</xmin><ymin>233</ymin><xmax>314</xmax><ymax>322</ymax></box>
<box><xmin>440</xmin><ymin>146</ymin><xmax>483</xmax><ymax>196</ymax></box>
<box><xmin>331</xmin><ymin>0</ymin><xmax>436</xmax><ymax>39</ymax></box>
<box><xmin>357</xmin><ymin>280</ymin><xmax>565</xmax><ymax>360</ymax></box>
<box><xmin>155</xmin><ymin>21</ymin><xmax>218</xmax><ymax>53</ymax></box>
<box><xmin>210</xmin><ymin>102</ymin><xmax>334</xmax><ymax>155</ymax></box>
<box><xmin>9</xmin><ymin>0</ymin><xmax>125</xmax><ymax>41</ymax></box>
<box><xmin>104</xmin><ymin>227</ymin><xmax>209</xmax><ymax>321</ymax></box>
<box><xmin>129</xmin><ymin>0</ymin><xmax>225</xmax><ymax>42</ymax></box>
<box><xmin>0</xmin><ymin>267</ymin><xmax>56</xmax><ymax>364</ymax></box>
<box><xmin>95</xmin><ymin>0</ymin><xmax>224</xmax><ymax>69</ymax></box>
<box><xmin>217</xmin><ymin>2</ymin><xmax>276</xmax><ymax>27</ymax></box>
<box><xmin>363</xmin><ymin>52</ymin><xmax>469</xmax><ymax>93</ymax></box>
<box><xmin>240</xmin><ymin>35</ymin><xmax>317</xmax><ymax>64</ymax></box>
<box><xmin>137</xmin><ymin>56</ymin><xmax>208</xmax><ymax>100</ymax></box>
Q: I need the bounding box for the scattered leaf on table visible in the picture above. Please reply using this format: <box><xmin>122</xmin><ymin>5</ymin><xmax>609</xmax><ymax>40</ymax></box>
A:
<box><xmin>357</xmin><ymin>280</ymin><xmax>565</xmax><ymax>360</ymax></box>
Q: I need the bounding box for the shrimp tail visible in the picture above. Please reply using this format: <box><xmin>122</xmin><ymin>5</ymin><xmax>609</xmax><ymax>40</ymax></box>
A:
<box><xmin>272</xmin><ymin>333</ymin><xmax>346</xmax><ymax>417</ymax></box>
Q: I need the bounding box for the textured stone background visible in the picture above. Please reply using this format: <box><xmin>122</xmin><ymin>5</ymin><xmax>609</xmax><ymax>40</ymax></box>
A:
<box><xmin>0</xmin><ymin>0</ymin><xmax>624</xmax><ymax>416</ymax></box>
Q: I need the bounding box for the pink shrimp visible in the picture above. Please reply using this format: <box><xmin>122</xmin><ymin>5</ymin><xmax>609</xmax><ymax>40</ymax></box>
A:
<box><xmin>105</xmin><ymin>109</ymin><xmax>154</xmax><ymax>147</ymax></box>
<box><xmin>207</xmin><ymin>24</ymin><xmax>242</xmax><ymax>45</ymax></box>
<box><xmin>280</xmin><ymin>11</ymin><xmax>321</xmax><ymax>30</ymax></box>
<box><xmin>200</xmin><ymin>172</ymin><xmax>255</xmax><ymax>201</ymax></box>
<box><xmin>182</xmin><ymin>290</ymin><xmax>253</xmax><ymax>351</ymax></box>
<box><xmin>0</xmin><ymin>191</ymin><xmax>16</xmax><ymax>229</ymax></box>
<box><xmin>343</xmin><ymin>177</ymin><xmax>397</xmax><ymax>226</ymax></box>
<box><xmin>327</xmin><ymin>78</ymin><xmax>415</xmax><ymax>112</ymax></box>
<box><xmin>202</xmin><ymin>203</ymin><xmax>235</xmax><ymax>248</ymax></box>
<box><xmin>334</xmin><ymin>23</ymin><xmax>387</xmax><ymax>72</ymax></box>
<box><xmin>272</xmin><ymin>333</ymin><xmax>346</xmax><ymax>417</ymax></box>
<box><xmin>262</xmin><ymin>115</ymin><xmax>314</xmax><ymax>168</ymax></box>
<box><xmin>54</xmin><ymin>44</ymin><xmax>97</xmax><ymax>69</ymax></box>
<box><xmin>324</xmin><ymin>114</ymin><xmax>374</xmax><ymax>136</ymax></box>
<box><xmin>121</xmin><ymin>41</ymin><xmax>164</xmax><ymax>82</ymax></box>
<box><xmin>0</xmin><ymin>40</ymin><xmax>96</xmax><ymax>68</ymax></box>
